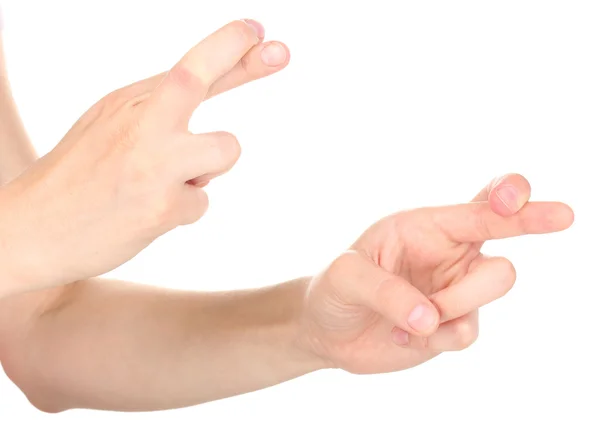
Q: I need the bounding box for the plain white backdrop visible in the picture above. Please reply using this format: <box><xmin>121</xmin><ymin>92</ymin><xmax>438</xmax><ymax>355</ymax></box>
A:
<box><xmin>1</xmin><ymin>0</ymin><xmax>598</xmax><ymax>429</ymax></box>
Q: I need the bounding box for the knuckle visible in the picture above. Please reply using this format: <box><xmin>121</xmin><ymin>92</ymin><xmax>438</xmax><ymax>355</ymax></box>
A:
<box><xmin>239</xmin><ymin>52</ymin><xmax>254</xmax><ymax>76</ymax></box>
<box><xmin>96</xmin><ymin>87</ymin><xmax>145</xmax><ymax>119</ymax></box>
<box><xmin>102</xmin><ymin>88</ymin><xmax>138</xmax><ymax>115</ymax></box>
<box><xmin>133</xmin><ymin>198</ymin><xmax>166</xmax><ymax>233</ymax></box>
<box><xmin>194</xmin><ymin>189</ymin><xmax>210</xmax><ymax>215</ymax></box>
<box><xmin>128</xmin><ymin>190</ymin><xmax>180</xmax><ymax>238</ymax></box>
<box><xmin>516</xmin><ymin>212</ymin><xmax>530</xmax><ymax>236</ymax></box>
<box><xmin>123</xmin><ymin>164</ymin><xmax>174</xmax><ymax>230</ymax></box>
<box><xmin>101</xmin><ymin>89</ymin><xmax>123</xmax><ymax>107</ymax></box>
<box><xmin>84</xmin><ymin>93</ymin><xmax>119</xmax><ymax>125</ymax></box>
<box><xmin>180</xmin><ymin>189</ymin><xmax>209</xmax><ymax>225</ymax></box>
<box><xmin>472</xmin><ymin>204</ymin><xmax>494</xmax><ymax>239</ymax></box>
<box><xmin>70</xmin><ymin>102</ymin><xmax>104</xmax><ymax>133</ymax></box>
<box><xmin>207</xmin><ymin>132</ymin><xmax>241</xmax><ymax>167</ymax></box>
<box><xmin>144</xmin><ymin>191</ymin><xmax>177</xmax><ymax>230</ymax></box>
<box><xmin>495</xmin><ymin>257</ymin><xmax>517</xmax><ymax>297</ymax></box>
<box><xmin>453</xmin><ymin>321</ymin><xmax>479</xmax><ymax>350</ymax></box>
<box><xmin>167</xmin><ymin>63</ymin><xmax>205</xmax><ymax>93</ymax></box>
<box><xmin>220</xmin><ymin>132</ymin><xmax>242</xmax><ymax>162</ymax></box>
<box><xmin>215</xmin><ymin>130</ymin><xmax>239</xmax><ymax>146</ymax></box>
<box><xmin>124</xmin><ymin>91</ymin><xmax>153</xmax><ymax>110</ymax></box>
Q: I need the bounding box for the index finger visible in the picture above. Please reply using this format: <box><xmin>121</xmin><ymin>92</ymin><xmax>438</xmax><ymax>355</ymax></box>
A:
<box><xmin>146</xmin><ymin>20</ymin><xmax>262</xmax><ymax>128</ymax></box>
<box><xmin>430</xmin><ymin>201</ymin><xmax>574</xmax><ymax>243</ymax></box>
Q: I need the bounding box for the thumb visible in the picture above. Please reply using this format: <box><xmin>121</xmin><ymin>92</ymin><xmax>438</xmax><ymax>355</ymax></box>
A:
<box><xmin>329</xmin><ymin>251</ymin><xmax>440</xmax><ymax>337</ymax></box>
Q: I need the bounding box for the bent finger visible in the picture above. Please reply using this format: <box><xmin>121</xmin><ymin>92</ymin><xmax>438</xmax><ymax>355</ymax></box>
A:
<box><xmin>425</xmin><ymin>310</ymin><xmax>479</xmax><ymax>351</ymax></box>
<box><xmin>174</xmin><ymin>131</ymin><xmax>241</xmax><ymax>182</ymax></box>
<box><xmin>329</xmin><ymin>251</ymin><xmax>440</xmax><ymax>337</ymax></box>
<box><xmin>430</xmin><ymin>256</ymin><xmax>516</xmax><ymax>323</ymax></box>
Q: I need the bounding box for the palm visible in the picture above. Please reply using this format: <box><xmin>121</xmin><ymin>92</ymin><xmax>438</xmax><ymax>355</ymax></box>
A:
<box><xmin>305</xmin><ymin>201</ymin><xmax>573</xmax><ymax>374</ymax></box>
<box><xmin>359</xmin><ymin>208</ymin><xmax>484</xmax><ymax>295</ymax></box>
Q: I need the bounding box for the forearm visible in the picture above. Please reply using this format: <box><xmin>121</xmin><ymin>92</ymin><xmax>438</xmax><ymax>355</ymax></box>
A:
<box><xmin>1</xmin><ymin>277</ymin><xmax>324</xmax><ymax>412</ymax></box>
<box><xmin>0</xmin><ymin>37</ymin><xmax>37</xmax><ymax>185</ymax></box>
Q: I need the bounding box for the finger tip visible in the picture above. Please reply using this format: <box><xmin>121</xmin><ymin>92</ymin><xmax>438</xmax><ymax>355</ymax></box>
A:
<box><xmin>260</xmin><ymin>41</ymin><xmax>290</xmax><ymax>68</ymax></box>
<box><xmin>547</xmin><ymin>202</ymin><xmax>575</xmax><ymax>230</ymax></box>
<box><xmin>508</xmin><ymin>173</ymin><xmax>531</xmax><ymax>190</ymax></box>
<box><xmin>241</xmin><ymin>19</ymin><xmax>265</xmax><ymax>40</ymax></box>
<box><xmin>559</xmin><ymin>203</ymin><xmax>575</xmax><ymax>229</ymax></box>
<box><xmin>498</xmin><ymin>173</ymin><xmax>531</xmax><ymax>190</ymax></box>
<box><xmin>407</xmin><ymin>302</ymin><xmax>440</xmax><ymax>336</ymax></box>
<box><xmin>391</xmin><ymin>327</ymin><xmax>410</xmax><ymax>346</ymax></box>
<box><xmin>491</xmin><ymin>173</ymin><xmax>532</xmax><ymax>215</ymax></box>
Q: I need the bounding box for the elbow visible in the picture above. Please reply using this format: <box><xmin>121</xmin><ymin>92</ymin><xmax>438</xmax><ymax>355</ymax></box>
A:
<box><xmin>1</xmin><ymin>341</ymin><xmax>70</xmax><ymax>414</ymax></box>
<box><xmin>0</xmin><ymin>286</ymin><xmax>76</xmax><ymax>414</ymax></box>
<box><xmin>33</xmin><ymin>403</ymin><xmax>68</xmax><ymax>415</ymax></box>
<box><xmin>25</xmin><ymin>390</ymin><xmax>69</xmax><ymax>414</ymax></box>
<box><xmin>25</xmin><ymin>393</ymin><xmax>68</xmax><ymax>415</ymax></box>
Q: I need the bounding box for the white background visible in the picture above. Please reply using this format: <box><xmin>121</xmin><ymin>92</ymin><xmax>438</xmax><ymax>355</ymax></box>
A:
<box><xmin>1</xmin><ymin>0</ymin><xmax>598</xmax><ymax>429</ymax></box>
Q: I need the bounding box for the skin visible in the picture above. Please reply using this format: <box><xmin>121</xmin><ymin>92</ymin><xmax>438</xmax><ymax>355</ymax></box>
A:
<box><xmin>0</xmin><ymin>19</ymin><xmax>291</xmax><ymax>297</ymax></box>
<box><xmin>0</xmin><ymin>180</ymin><xmax>573</xmax><ymax>412</ymax></box>
<box><xmin>304</xmin><ymin>192</ymin><xmax>573</xmax><ymax>372</ymax></box>
<box><xmin>0</xmin><ymin>20</ymin><xmax>574</xmax><ymax>413</ymax></box>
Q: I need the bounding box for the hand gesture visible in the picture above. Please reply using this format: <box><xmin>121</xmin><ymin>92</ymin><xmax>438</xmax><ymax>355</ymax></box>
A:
<box><xmin>0</xmin><ymin>20</ymin><xmax>288</xmax><ymax>294</ymax></box>
<box><xmin>300</xmin><ymin>175</ymin><xmax>573</xmax><ymax>373</ymax></box>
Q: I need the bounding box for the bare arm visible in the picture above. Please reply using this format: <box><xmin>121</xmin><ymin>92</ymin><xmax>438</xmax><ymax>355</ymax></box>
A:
<box><xmin>0</xmin><ymin>277</ymin><xmax>324</xmax><ymax>413</ymax></box>
<box><xmin>0</xmin><ymin>175</ymin><xmax>569</xmax><ymax>414</ymax></box>
<box><xmin>1</xmin><ymin>22</ymin><xmax>321</xmax><ymax>411</ymax></box>
<box><xmin>0</xmin><ymin>35</ymin><xmax>37</xmax><ymax>185</ymax></box>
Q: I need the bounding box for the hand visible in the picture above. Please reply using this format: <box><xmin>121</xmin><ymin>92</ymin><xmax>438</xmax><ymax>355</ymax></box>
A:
<box><xmin>0</xmin><ymin>20</ymin><xmax>289</xmax><ymax>295</ymax></box>
<box><xmin>299</xmin><ymin>175</ymin><xmax>574</xmax><ymax>373</ymax></box>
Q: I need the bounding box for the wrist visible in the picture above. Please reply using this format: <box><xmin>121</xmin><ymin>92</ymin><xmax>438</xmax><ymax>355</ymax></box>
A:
<box><xmin>290</xmin><ymin>277</ymin><xmax>336</xmax><ymax>372</ymax></box>
<box><xmin>255</xmin><ymin>277</ymin><xmax>332</xmax><ymax>375</ymax></box>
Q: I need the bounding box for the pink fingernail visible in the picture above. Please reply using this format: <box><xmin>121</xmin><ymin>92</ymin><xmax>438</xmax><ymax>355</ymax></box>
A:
<box><xmin>241</xmin><ymin>19</ymin><xmax>265</xmax><ymax>39</ymax></box>
<box><xmin>407</xmin><ymin>304</ymin><xmax>437</xmax><ymax>333</ymax></box>
<box><xmin>495</xmin><ymin>185</ymin><xmax>518</xmax><ymax>212</ymax></box>
<box><xmin>260</xmin><ymin>43</ymin><xmax>287</xmax><ymax>67</ymax></box>
<box><xmin>392</xmin><ymin>328</ymin><xmax>410</xmax><ymax>346</ymax></box>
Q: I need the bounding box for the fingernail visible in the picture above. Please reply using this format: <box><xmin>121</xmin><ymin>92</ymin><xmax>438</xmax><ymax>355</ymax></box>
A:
<box><xmin>241</xmin><ymin>19</ymin><xmax>265</xmax><ymax>39</ymax></box>
<box><xmin>187</xmin><ymin>173</ymin><xmax>212</xmax><ymax>187</ymax></box>
<box><xmin>392</xmin><ymin>328</ymin><xmax>410</xmax><ymax>346</ymax></box>
<box><xmin>407</xmin><ymin>304</ymin><xmax>437</xmax><ymax>333</ymax></box>
<box><xmin>261</xmin><ymin>43</ymin><xmax>287</xmax><ymax>66</ymax></box>
<box><xmin>495</xmin><ymin>185</ymin><xmax>519</xmax><ymax>212</ymax></box>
